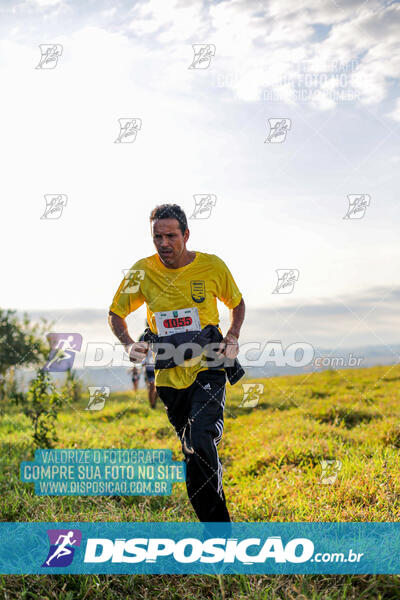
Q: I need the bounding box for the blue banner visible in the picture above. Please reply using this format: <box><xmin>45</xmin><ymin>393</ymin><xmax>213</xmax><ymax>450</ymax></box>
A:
<box><xmin>20</xmin><ymin>449</ymin><xmax>185</xmax><ymax>496</ymax></box>
<box><xmin>1</xmin><ymin>522</ymin><xmax>399</xmax><ymax>574</ymax></box>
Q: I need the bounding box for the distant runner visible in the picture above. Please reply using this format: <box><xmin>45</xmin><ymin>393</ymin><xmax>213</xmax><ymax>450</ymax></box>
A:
<box><xmin>128</xmin><ymin>366</ymin><xmax>139</xmax><ymax>392</ymax></box>
<box><xmin>109</xmin><ymin>204</ymin><xmax>245</xmax><ymax>522</ymax></box>
<box><xmin>138</xmin><ymin>320</ymin><xmax>158</xmax><ymax>409</ymax></box>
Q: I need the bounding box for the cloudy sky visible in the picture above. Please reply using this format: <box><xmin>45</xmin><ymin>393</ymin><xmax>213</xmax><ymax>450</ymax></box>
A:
<box><xmin>1</xmin><ymin>0</ymin><xmax>400</xmax><ymax>354</ymax></box>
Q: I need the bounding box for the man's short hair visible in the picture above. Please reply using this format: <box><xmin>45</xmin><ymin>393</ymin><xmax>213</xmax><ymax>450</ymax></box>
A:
<box><xmin>149</xmin><ymin>204</ymin><xmax>188</xmax><ymax>236</ymax></box>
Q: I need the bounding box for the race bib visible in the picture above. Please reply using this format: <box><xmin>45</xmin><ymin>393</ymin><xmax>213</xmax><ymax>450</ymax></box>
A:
<box><xmin>154</xmin><ymin>307</ymin><xmax>201</xmax><ymax>337</ymax></box>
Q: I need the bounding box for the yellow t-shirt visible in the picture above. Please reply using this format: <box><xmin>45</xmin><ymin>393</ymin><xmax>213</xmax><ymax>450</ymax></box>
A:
<box><xmin>109</xmin><ymin>251</ymin><xmax>242</xmax><ymax>389</ymax></box>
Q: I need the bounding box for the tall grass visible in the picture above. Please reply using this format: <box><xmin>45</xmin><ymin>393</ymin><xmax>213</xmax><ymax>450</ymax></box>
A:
<box><xmin>1</xmin><ymin>365</ymin><xmax>400</xmax><ymax>598</ymax></box>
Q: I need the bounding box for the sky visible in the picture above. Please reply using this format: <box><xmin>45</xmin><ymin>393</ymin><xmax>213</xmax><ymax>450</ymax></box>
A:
<box><xmin>1</xmin><ymin>0</ymin><xmax>400</xmax><ymax>353</ymax></box>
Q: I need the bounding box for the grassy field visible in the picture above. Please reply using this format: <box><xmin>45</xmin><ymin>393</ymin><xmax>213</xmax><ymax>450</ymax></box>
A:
<box><xmin>1</xmin><ymin>364</ymin><xmax>400</xmax><ymax>598</ymax></box>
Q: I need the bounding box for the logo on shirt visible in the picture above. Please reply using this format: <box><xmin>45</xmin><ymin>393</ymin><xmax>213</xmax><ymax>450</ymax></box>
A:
<box><xmin>190</xmin><ymin>280</ymin><xmax>206</xmax><ymax>303</ymax></box>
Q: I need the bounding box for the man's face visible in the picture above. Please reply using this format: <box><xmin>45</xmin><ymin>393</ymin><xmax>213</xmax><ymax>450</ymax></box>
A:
<box><xmin>152</xmin><ymin>218</ymin><xmax>189</xmax><ymax>266</ymax></box>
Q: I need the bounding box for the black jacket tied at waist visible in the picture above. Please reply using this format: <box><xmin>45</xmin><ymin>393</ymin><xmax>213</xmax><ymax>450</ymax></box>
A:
<box><xmin>141</xmin><ymin>324</ymin><xmax>245</xmax><ymax>386</ymax></box>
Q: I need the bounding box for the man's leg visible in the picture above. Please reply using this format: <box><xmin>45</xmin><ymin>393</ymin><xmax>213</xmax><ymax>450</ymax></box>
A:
<box><xmin>184</xmin><ymin>369</ymin><xmax>230</xmax><ymax>522</ymax></box>
<box><xmin>157</xmin><ymin>370</ymin><xmax>230</xmax><ymax>522</ymax></box>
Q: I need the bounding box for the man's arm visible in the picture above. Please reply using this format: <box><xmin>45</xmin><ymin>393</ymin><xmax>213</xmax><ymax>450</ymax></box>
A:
<box><xmin>216</xmin><ymin>298</ymin><xmax>245</xmax><ymax>359</ymax></box>
<box><xmin>108</xmin><ymin>310</ymin><xmax>135</xmax><ymax>347</ymax></box>
<box><xmin>108</xmin><ymin>310</ymin><xmax>148</xmax><ymax>361</ymax></box>
<box><xmin>226</xmin><ymin>297</ymin><xmax>245</xmax><ymax>340</ymax></box>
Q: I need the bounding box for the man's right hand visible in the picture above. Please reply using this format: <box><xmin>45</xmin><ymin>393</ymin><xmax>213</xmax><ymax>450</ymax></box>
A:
<box><xmin>125</xmin><ymin>341</ymin><xmax>149</xmax><ymax>363</ymax></box>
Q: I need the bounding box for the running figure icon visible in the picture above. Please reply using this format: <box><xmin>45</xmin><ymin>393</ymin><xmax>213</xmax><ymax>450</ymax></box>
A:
<box><xmin>45</xmin><ymin>531</ymin><xmax>77</xmax><ymax>566</ymax></box>
<box><xmin>44</xmin><ymin>333</ymin><xmax>81</xmax><ymax>372</ymax></box>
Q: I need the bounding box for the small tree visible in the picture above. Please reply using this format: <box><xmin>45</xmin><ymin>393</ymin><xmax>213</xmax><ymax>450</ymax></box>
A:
<box><xmin>23</xmin><ymin>369</ymin><xmax>63</xmax><ymax>448</ymax></box>
<box><xmin>0</xmin><ymin>308</ymin><xmax>51</xmax><ymax>375</ymax></box>
<box><xmin>0</xmin><ymin>308</ymin><xmax>53</xmax><ymax>401</ymax></box>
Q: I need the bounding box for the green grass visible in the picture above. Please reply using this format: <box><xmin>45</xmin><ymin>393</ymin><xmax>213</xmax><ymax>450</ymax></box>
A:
<box><xmin>1</xmin><ymin>365</ymin><xmax>400</xmax><ymax>598</ymax></box>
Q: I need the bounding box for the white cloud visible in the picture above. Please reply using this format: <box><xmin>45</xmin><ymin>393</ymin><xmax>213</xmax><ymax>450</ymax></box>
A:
<box><xmin>387</xmin><ymin>99</ymin><xmax>400</xmax><ymax>122</ymax></box>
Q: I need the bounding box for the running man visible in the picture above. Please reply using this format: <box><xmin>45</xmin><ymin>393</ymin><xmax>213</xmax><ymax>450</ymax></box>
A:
<box><xmin>108</xmin><ymin>204</ymin><xmax>245</xmax><ymax>522</ymax></box>
<box><xmin>138</xmin><ymin>320</ymin><xmax>158</xmax><ymax>409</ymax></box>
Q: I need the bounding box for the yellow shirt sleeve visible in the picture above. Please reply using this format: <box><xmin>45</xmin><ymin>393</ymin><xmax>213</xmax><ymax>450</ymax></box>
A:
<box><xmin>213</xmin><ymin>255</ymin><xmax>242</xmax><ymax>309</ymax></box>
<box><xmin>109</xmin><ymin>261</ymin><xmax>145</xmax><ymax>318</ymax></box>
